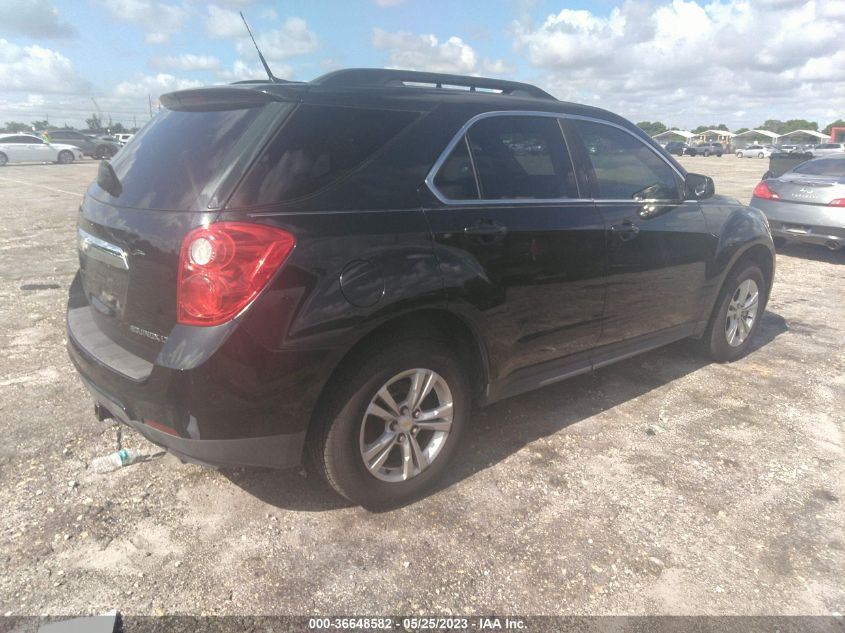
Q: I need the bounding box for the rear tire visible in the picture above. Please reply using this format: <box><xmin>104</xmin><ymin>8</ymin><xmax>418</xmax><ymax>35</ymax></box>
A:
<box><xmin>0</xmin><ymin>152</ymin><xmax>7</xmax><ymax>166</ymax></box>
<box><xmin>736</xmin><ymin>152</ymin><xmax>743</xmax><ymax>158</ymax></box>
<box><xmin>758</xmin><ymin>152</ymin><xmax>764</xmax><ymax>158</ymax></box>
<box><xmin>309</xmin><ymin>339</ymin><xmax>470</xmax><ymax>509</ymax></box>
<box><xmin>703</xmin><ymin>264</ymin><xmax>766</xmax><ymax>362</ymax></box>
<box><xmin>57</xmin><ymin>150</ymin><xmax>73</xmax><ymax>164</ymax></box>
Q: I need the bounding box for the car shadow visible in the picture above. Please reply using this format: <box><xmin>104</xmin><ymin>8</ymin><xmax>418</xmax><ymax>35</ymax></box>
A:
<box><xmin>224</xmin><ymin>310</ymin><xmax>788</xmax><ymax>513</ymax></box>
<box><xmin>777</xmin><ymin>242</ymin><xmax>844</xmax><ymax>264</ymax></box>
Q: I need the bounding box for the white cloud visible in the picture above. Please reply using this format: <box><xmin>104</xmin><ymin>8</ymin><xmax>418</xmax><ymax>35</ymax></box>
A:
<box><xmin>114</xmin><ymin>73</ymin><xmax>203</xmax><ymax>99</ymax></box>
<box><xmin>0</xmin><ymin>39</ymin><xmax>90</xmax><ymax>94</ymax></box>
<box><xmin>152</xmin><ymin>54</ymin><xmax>222</xmax><ymax>71</ymax></box>
<box><xmin>214</xmin><ymin>59</ymin><xmax>293</xmax><ymax>83</ymax></box>
<box><xmin>511</xmin><ymin>0</ymin><xmax>845</xmax><ymax>128</ymax></box>
<box><xmin>98</xmin><ymin>0</ymin><xmax>187</xmax><ymax>44</ymax></box>
<box><xmin>371</xmin><ymin>28</ymin><xmax>515</xmax><ymax>78</ymax></box>
<box><xmin>371</xmin><ymin>28</ymin><xmax>478</xmax><ymax>74</ymax></box>
<box><xmin>0</xmin><ymin>0</ymin><xmax>76</xmax><ymax>38</ymax></box>
<box><xmin>206</xmin><ymin>5</ymin><xmax>244</xmax><ymax>39</ymax></box>
<box><xmin>482</xmin><ymin>59</ymin><xmax>514</xmax><ymax>75</ymax></box>
<box><xmin>234</xmin><ymin>17</ymin><xmax>318</xmax><ymax>60</ymax></box>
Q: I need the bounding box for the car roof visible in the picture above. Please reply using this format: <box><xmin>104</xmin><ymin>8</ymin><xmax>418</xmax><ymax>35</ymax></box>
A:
<box><xmin>161</xmin><ymin>68</ymin><xmax>638</xmax><ymax>131</ymax></box>
<box><xmin>0</xmin><ymin>133</ymin><xmax>39</xmax><ymax>139</ymax></box>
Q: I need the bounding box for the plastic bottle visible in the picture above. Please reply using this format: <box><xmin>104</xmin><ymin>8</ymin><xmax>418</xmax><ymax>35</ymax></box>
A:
<box><xmin>90</xmin><ymin>448</ymin><xmax>143</xmax><ymax>473</ymax></box>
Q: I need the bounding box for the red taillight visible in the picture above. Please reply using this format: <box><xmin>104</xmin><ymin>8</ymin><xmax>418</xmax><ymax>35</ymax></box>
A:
<box><xmin>752</xmin><ymin>181</ymin><xmax>780</xmax><ymax>200</ymax></box>
<box><xmin>177</xmin><ymin>222</ymin><xmax>296</xmax><ymax>326</ymax></box>
<box><xmin>828</xmin><ymin>198</ymin><xmax>845</xmax><ymax>207</ymax></box>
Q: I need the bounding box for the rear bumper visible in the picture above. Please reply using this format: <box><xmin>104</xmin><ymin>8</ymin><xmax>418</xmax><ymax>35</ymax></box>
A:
<box><xmin>77</xmin><ymin>374</ymin><xmax>305</xmax><ymax>469</ymax></box>
<box><xmin>751</xmin><ymin>198</ymin><xmax>845</xmax><ymax>247</ymax></box>
<box><xmin>65</xmin><ymin>272</ymin><xmax>336</xmax><ymax>469</ymax></box>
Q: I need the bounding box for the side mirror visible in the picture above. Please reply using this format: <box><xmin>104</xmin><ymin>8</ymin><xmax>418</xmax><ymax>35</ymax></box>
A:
<box><xmin>685</xmin><ymin>173</ymin><xmax>715</xmax><ymax>200</ymax></box>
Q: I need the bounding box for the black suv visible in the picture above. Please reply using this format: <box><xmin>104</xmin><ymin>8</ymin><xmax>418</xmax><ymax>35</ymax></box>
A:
<box><xmin>664</xmin><ymin>141</ymin><xmax>689</xmax><ymax>156</ymax></box>
<box><xmin>50</xmin><ymin>130</ymin><xmax>120</xmax><ymax>159</ymax></box>
<box><xmin>67</xmin><ymin>69</ymin><xmax>775</xmax><ymax>507</ymax></box>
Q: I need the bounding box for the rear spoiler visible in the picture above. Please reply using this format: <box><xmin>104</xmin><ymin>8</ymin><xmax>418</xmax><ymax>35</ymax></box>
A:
<box><xmin>159</xmin><ymin>86</ymin><xmax>285</xmax><ymax>111</ymax></box>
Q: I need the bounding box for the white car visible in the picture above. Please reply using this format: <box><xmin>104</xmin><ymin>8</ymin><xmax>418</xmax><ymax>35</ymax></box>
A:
<box><xmin>808</xmin><ymin>142</ymin><xmax>845</xmax><ymax>157</ymax></box>
<box><xmin>736</xmin><ymin>144</ymin><xmax>773</xmax><ymax>158</ymax></box>
<box><xmin>0</xmin><ymin>134</ymin><xmax>85</xmax><ymax>166</ymax></box>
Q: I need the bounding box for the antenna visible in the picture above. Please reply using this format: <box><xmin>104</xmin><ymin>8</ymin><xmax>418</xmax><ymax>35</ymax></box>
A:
<box><xmin>239</xmin><ymin>12</ymin><xmax>278</xmax><ymax>83</ymax></box>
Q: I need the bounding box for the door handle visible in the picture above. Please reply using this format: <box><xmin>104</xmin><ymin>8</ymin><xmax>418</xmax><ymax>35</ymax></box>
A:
<box><xmin>610</xmin><ymin>221</ymin><xmax>640</xmax><ymax>241</ymax></box>
<box><xmin>463</xmin><ymin>221</ymin><xmax>508</xmax><ymax>238</ymax></box>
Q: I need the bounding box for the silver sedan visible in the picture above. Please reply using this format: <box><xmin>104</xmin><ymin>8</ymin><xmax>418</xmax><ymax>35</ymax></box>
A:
<box><xmin>750</xmin><ymin>156</ymin><xmax>845</xmax><ymax>251</ymax></box>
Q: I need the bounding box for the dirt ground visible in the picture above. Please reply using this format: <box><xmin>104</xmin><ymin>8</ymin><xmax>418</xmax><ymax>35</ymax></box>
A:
<box><xmin>0</xmin><ymin>155</ymin><xmax>843</xmax><ymax>617</ymax></box>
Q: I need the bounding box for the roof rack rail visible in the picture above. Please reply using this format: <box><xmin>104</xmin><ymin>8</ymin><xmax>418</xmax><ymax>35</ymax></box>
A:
<box><xmin>310</xmin><ymin>68</ymin><xmax>556</xmax><ymax>100</ymax></box>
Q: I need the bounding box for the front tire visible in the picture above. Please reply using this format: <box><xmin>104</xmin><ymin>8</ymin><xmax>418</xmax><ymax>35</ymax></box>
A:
<box><xmin>758</xmin><ymin>152</ymin><xmax>765</xmax><ymax>158</ymax></box>
<box><xmin>736</xmin><ymin>151</ymin><xmax>743</xmax><ymax>158</ymax></box>
<box><xmin>0</xmin><ymin>152</ymin><xmax>7</xmax><ymax>166</ymax></box>
<box><xmin>57</xmin><ymin>150</ymin><xmax>74</xmax><ymax>164</ymax></box>
<box><xmin>310</xmin><ymin>339</ymin><xmax>470</xmax><ymax>508</ymax></box>
<box><xmin>704</xmin><ymin>264</ymin><xmax>766</xmax><ymax>362</ymax></box>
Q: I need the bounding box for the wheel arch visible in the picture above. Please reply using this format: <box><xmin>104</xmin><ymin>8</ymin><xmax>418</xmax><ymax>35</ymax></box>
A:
<box><xmin>308</xmin><ymin>307</ymin><xmax>490</xmax><ymax>431</ymax></box>
<box><xmin>702</xmin><ymin>240</ymin><xmax>775</xmax><ymax>337</ymax></box>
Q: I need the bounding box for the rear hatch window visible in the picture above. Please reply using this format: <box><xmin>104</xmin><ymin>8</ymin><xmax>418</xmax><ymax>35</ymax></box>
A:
<box><xmin>95</xmin><ymin>98</ymin><xmax>292</xmax><ymax>211</ymax></box>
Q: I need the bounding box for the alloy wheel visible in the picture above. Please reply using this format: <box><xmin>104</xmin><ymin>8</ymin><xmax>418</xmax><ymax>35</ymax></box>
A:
<box><xmin>359</xmin><ymin>368</ymin><xmax>454</xmax><ymax>483</ymax></box>
<box><xmin>725</xmin><ymin>279</ymin><xmax>759</xmax><ymax>347</ymax></box>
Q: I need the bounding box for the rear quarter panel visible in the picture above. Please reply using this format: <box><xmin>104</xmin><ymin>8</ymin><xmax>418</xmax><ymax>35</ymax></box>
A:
<box><xmin>215</xmin><ymin>207</ymin><xmax>444</xmax><ymax>430</ymax></box>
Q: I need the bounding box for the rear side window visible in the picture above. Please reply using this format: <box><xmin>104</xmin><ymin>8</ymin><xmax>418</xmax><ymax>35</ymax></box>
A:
<box><xmin>466</xmin><ymin>116</ymin><xmax>577</xmax><ymax>199</ymax></box>
<box><xmin>106</xmin><ymin>106</ymin><xmax>266</xmax><ymax>210</ymax></box>
<box><xmin>433</xmin><ymin>138</ymin><xmax>478</xmax><ymax>200</ymax></box>
<box><xmin>572</xmin><ymin>120</ymin><xmax>680</xmax><ymax>200</ymax></box>
<box><xmin>231</xmin><ymin>105</ymin><xmax>418</xmax><ymax>206</ymax></box>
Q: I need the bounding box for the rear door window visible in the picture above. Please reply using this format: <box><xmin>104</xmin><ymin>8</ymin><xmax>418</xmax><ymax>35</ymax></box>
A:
<box><xmin>465</xmin><ymin>116</ymin><xmax>577</xmax><ymax>199</ymax></box>
<box><xmin>571</xmin><ymin>120</ymin><xmax>680</xmax><ymax>200</ymax></box>
<box><xmin>230</xmin><ymin>105</ymin><xmax>419</xmax><ymax>206</ymax></box>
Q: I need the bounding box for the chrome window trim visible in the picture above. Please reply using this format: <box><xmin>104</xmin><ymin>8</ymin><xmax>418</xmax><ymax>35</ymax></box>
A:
<box><xmin>424</xmin><ymin>110</ymin><xmax>686</xmax><ymax>206</ymax></box>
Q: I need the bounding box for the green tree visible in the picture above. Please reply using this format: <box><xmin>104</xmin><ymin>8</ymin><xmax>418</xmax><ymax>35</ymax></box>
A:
<box><xmin>783</xmin><ymin>119</ymin><xmax>817</xmax><ymax>132</ymax></box>
<box><xmin>2</xmin><ymin>121</ymin><xmax>32</xmax><ymax>133</ymax></box>
<box><xmin>692</xmin><ymin>123</ymin><xmax>730</xmax><ymax>134</ymax></box>
<box><xmin>734</xmin><ymin>127</ymin><xmax>749</xmax><ymax>134</ymax></box>
<box><xmin>757</xmin><ymin>119</ymin><xmax>817</xmax><ymax>134</ymax></box>
<box><xmin>636</xmin><ymin>121</ymin><xmax>667</xmax><ymax>136</ymax></box>
<box><xmin>85</xmin><ymin>113</ymin><xmax>103</xmax><ymax>132</ymax></box>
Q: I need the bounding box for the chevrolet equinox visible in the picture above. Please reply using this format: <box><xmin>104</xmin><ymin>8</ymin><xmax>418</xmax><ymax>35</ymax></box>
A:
<box><xmin>67</xmin><ymin>69</ymin><xmax>775</xmax><ymax>507</ymax></box>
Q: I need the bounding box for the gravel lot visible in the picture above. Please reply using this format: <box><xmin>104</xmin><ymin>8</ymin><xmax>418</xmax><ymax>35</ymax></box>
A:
<box><xmin>0</xmin><ymin>155</ymin><xmax>843</xmax><ymax>617</ymax></box>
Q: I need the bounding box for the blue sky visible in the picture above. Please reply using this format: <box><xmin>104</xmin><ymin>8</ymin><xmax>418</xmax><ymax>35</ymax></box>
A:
<box><xmin>1</xmin><ymin>0</ymin><xmax>843</xmax><ymax>130</ymax></box>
